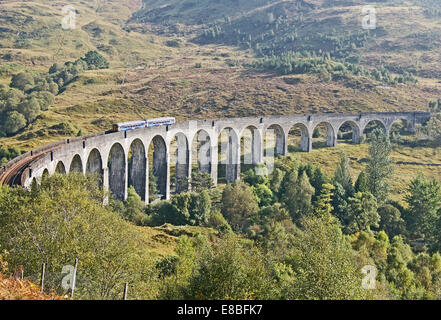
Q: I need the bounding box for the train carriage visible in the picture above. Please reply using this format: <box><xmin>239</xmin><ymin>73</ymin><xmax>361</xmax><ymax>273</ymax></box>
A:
<box><xmin>146</xmin><ymin>117</ymin><xmax>175</xmax><ymax>127</ymax></box>
<box><xmin>112</xmin><ymin>117</ymin><xmax>175</xmax><ymax>132</ymax></box>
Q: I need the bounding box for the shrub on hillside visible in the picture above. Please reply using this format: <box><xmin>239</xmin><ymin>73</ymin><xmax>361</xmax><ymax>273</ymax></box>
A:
<box><xmin>81</xmin><ymin>50</ymin><xmax>109</xmax><ymax>70</ymax></box>
<box><xmin>165</xmin><ymin>39</ymin><xmax>181</xmax><ymax>48</ymax></box>
<box><xmin>3</xmin><ymin>111</ymin><xmax>26</xmax><ymax>135</ymax></box>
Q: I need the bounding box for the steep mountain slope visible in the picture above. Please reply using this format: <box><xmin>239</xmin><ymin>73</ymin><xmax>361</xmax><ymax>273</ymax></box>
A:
<box><xmin>132</xmin><ymin>0</ymin><xmax>441</xmax><ymax>79</ymax></box>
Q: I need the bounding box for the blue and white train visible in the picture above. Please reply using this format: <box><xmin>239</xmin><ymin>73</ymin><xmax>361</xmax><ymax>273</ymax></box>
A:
<box><xmin>112</xmin><ymin>117</ymin><xmax>175</xmax><ymax>132</ymax></box>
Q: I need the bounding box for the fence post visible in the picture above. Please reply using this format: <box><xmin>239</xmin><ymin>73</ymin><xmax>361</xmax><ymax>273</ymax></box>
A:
<box><xmin>40</xmin><ymin>263</ymin><xmax>45</xmax><ymax>292</ymax></box>
<box><xmin>20</xmin><ymin>268</ymin><xmax>24</xmax><ymax>281</ymax></box>
<box><xmin>122</xmin><ymin>282</ymin><xmax>128</xmax><ymax>300</ymax></box>
<box><xmin>70</xmin><ymin>258</ymin><xmax>78</xmax><ymax>299</ymax></box>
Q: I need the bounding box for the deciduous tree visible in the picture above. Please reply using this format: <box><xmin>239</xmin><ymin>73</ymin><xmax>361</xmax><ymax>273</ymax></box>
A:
<box><xmin>346</xmin><ymin>192</ymin><xmax>379</xmax><ymax>233</ymax></box>
<box><xmin>221</xmin><ymin>181</ymin><xmax>258</xmax><ymax>231</ymax></box>
<box><xmin>281</xmin><ymin>170</ymin><xmax>315</xmax><ymax>221</ymax></box>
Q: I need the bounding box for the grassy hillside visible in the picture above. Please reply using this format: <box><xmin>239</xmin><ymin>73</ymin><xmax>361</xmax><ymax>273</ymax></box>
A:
<box><xmin>131</xmin><ymin>0</ymin><xmax>281</xmax><ymax>25</ymax></box>
<box><xmin>133</xmin><ymin>0</ymin><xmax>441</xmax><ymax>80</ymax></box>
<box><xmin>0</xmin><ymin>0</ymin><xmax>440</xmax><ymax>153</ymax></box>
<box><xmin>0</xmin><ymin>0</ymin><xmax>160</xmax><ymax>67</ymax></box>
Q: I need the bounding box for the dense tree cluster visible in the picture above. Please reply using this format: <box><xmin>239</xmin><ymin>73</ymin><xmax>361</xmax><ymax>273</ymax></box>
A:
<box><xmin>0</xmin><ymin>174</ymin><xmax>158</xmax><ymax>299</ymax></box>
<box><xmin>250</xmin><ymin>51</ymin><xmax>417</xmax><ymax>84</ymax></box>
<box><xmin>0</xmin><ymin>51</ymin><xmax>109</xmax><ymax>136</ymax></box>
<box><xmin>0</xmin><ymin>82</ymin><xmax>54</xmax><ymax>136</ymax></box>
<box><xmin>197</xmin><ymin>5</ymin><xmax>373</xmax><ymax>61</ymax></box>
<box><xmin>46</xmin><ymin>50</ymin><xmax>109</xmax><ymax>95</ymax></box>
<box><xmin>0</xmin><ymin>146</ymin><xmax>22</xmax><ymax>166</ymax></box>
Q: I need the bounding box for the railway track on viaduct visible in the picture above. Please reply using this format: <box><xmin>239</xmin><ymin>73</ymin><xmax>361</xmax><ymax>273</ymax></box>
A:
<box><xmin>0</xmin><ymin>146</ymin><xmax>61</xmax><ymax>186</ymax></box>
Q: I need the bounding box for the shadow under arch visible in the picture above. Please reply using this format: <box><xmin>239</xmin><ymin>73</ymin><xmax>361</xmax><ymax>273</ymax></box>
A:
<box><xmin>265</xmin><ymin>124</ymin><xmax>285</xmax><ymax>157</ymax></box>
<box><xmin>389</xmin><ymin>118</ymin><xmax>414</xmax><ymax>144</ymax></box>
<box><xmin>287</xmin><ymin>122</ymin><xmax>310</xmax><ymax>152</ymax></box>
<box><xmin>31</xmin><ymin>177</ymin><xmax>38</xmax><ymax>189</ymax></box>
<box><xmin>55</xmin><ymin>161</ymin><xmax>66</xmax><ymax>174</ymax></box>
<box><xmin>312</xmin><ymin>122</ymin><xmax>336</xmax><ymax>149</ymax></box>
<box><xmin>42</xmin><ymin>168</ymin><xmax>49</xmax><ymax>178</ymax></box>
<box><xmin>128</xmin><ymin>139</ymin><xmax>146</xmax><ymax>201</ymax></box>
<box><xmin>192</xmin><ymin>129</ymin><xmax>212</xmax><ymax>175</ymax></box>
<box><xmin>337</xmin><ymin>121</ymin><xmax>361</xmax><ymax>144</ymax></box>
<box><xmin>108</xmin><ymin>143</ymin><xmax>126</xmax><ymax>201</ymax></box>
<box><xmin>148</xmin><ymin>135</ymin><xmax>168</xmax><ymax>201</ymax></box>
<box><xmin>362</xmin><ymin>120</ymin><xmax>387</xmax><ymax>140</ymax></box>
<box><xmin>218</xmin><ymin>127</ymin><xmax>239</xmax><ymax>183</ymax></box>
<box><xmin>86</xmin><ymin>148</ymin><xmax>103</xmax><ymax>185</ymax></box>
<box><xmin>240</xmin><ymin>126</ymin><xmax>262</xmax><ymax>171</ymax></box>
<box><xmin>170</xmin><ymin>132</ymin><xmax>190</xmax><ymax>194</ymax></box>
<box><xmin>69</xmin><ymin>154</ymin><xmax>83</xmax><ymax>173</ymax></box>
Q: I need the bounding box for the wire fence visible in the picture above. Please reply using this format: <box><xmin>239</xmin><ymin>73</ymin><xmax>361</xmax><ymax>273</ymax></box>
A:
<box><xmin>12</xmin><ymin>259</ymin><xmax>129</xmax><ymax>300</ymax></box>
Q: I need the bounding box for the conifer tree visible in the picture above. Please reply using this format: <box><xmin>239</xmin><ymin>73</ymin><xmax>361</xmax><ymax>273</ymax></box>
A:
<box><xmin>314</xmin><ymin>183</ymin><xmax>335</xmax><ymax>216</ymax></box>
<box><xmin>281</xmin><ymin>170</ymin><xmax>315</xmax><ymax>221</ymax></box>
<box><xmin>346</xmin><ymin>192</ymin><xmax>379</xmax><ymax>233</ymax></box>
<box><xmin>355</xmin><ymin>170</ymin><xmax>369</xmax><ymax>193</ymax></box>
<box><xmin>333</xmin><ymin>153</ymin><xmax>355</xmax><ymax>197</ymax></box>
<box><xmin>365</xmin><ymin>128</ymin><xmax>393</xmax><ymax>204</ymax></box>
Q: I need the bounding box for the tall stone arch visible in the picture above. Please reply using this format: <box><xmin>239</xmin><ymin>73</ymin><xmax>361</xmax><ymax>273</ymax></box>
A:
<box><xmin>108</xmin><ymin>143</ymin><xmax>126</xmax><ymax>201</ymax></box>
<box><xmin>337</xmin><ymin>121</ymin><xmax>362</xmax><ymax>144</ymax></box>
<box><xmin>69</xmin><ymin>154</ymin><xmax>83</xmax><ymax>173</ymax></box>
<box><xmin>149</xmin><ymin>135</ymin><xmax>168</xmax><ymax>200</ymax></box>
<box><xmin>265</xmin><ymin>124</ymin><xmax>286</xmax><ymax>156</ymax></box>
<box><xmin>173</xmin><ymin>132</ymin><xmax>190</xmax><ymax>193</ymax></box>
<box><xmin>218</xmin><ymin>127</ymin><xmax>240</xmax><ymax>183</ymax></box>
<box><xmin>128</xmin><ymin>139</ymin><xmax>147</xmax><ymax>201</ymax></box>
<box><xmin>86</xmin><ymin>148</ymin><xmax>103</xmax><ymax>185</ymax></box>
<box><xmin>288</xmin><ymin>122</ymin><xmax>311</xmax><ymax>152</ymax></box>
<box><xmin>361</xmin><ymin>119</ymin><xmax>387</xmax><ymax>138</ymax></box>
<box><xmin>193</xmin><ymin>129</ymin><xmax>212</xmax><ymax>174</ymax></box>
<box><xmin>312</xmin><ymin>122</ymin><xmax>336</xmax><ymax>147</ymax></box>
<box><xmin>389</xmin><ymin>118</ymin><xmax>414</xmax><ymax>134</ymax></box>
<box><xmin>55</xmin><ymin>161</ymin><xmax>66</xmax><ymax>174</ymax></box>
<box><xmin>240</xmin><ymin>126</ymin><xmax>263</xmax><ymax>166</ymax></box>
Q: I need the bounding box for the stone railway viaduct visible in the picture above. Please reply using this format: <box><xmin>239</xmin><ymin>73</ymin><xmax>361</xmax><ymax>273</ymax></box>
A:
<box><xmin>0</xmin><ymin>112</ymin><xmax>431</xmax><ymax>203</ymax></box>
